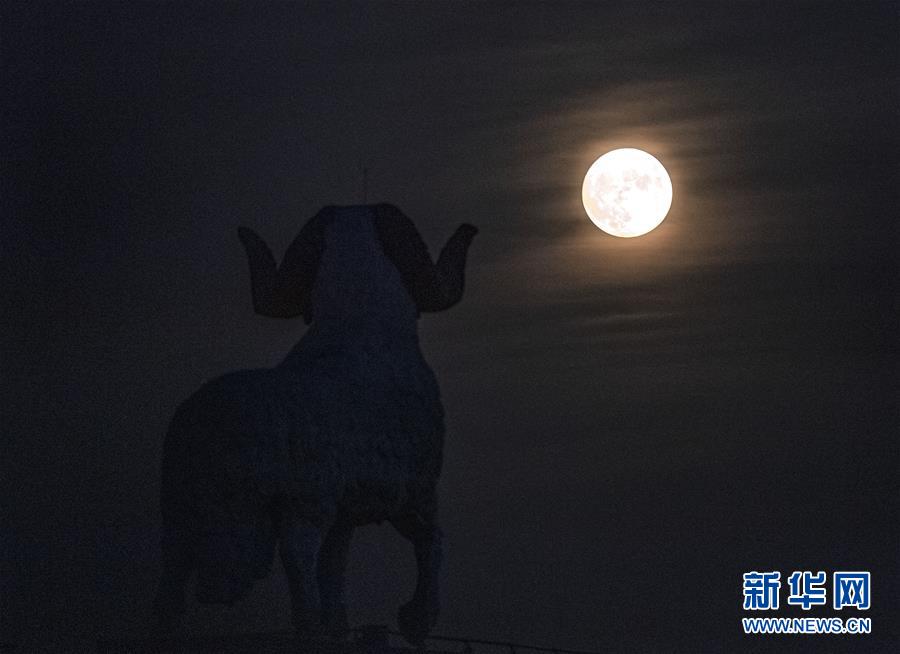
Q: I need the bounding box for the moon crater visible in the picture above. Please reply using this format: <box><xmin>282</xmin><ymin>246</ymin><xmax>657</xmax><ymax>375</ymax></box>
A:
<box><xmin>582</xmin><ymin>148</ymin><xmax>672</xmax><ymax>238</ymax></box>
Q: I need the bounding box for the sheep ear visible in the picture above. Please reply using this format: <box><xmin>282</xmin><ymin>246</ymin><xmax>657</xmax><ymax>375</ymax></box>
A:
<box><xmin>237</xmin><ymin>225</ymin><xmax>311</xmax><ymax>319</ymax></box>
<box><xmin>238</xmin><ymin>227</ymin><xmax>282</xmax><ymax>316</ymax></box>
<box><xmin>374</xmin><ymin>204</ymin><xmax>478</xmax><ymax>312</ymax></box>
<box><xmin>238</xmin><ymin>209</ymin><xmax>330</xmax><ymax>321</ymax></box>
<box><xmin>424</xmin><ymin>223</ymin><xmax>478</xmax><ymax>311</ymax></box>
<box><xmin>238</xmin><ymin>227</ymin><xmax>277</xmax><ymax>275</ymax></box>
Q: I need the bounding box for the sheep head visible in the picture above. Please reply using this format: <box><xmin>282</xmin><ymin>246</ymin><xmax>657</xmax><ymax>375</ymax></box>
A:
<box><xmin>238</xmin><ymin>204</ymin><xmax>478</xmax><ymax>324</ymax></box>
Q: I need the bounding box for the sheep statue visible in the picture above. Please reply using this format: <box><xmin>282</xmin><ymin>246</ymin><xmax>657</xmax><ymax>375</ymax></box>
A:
<box><xmin>152</xmin><ymin>204</ymin><xmax>478</xmax><ymax>645</ymax></box>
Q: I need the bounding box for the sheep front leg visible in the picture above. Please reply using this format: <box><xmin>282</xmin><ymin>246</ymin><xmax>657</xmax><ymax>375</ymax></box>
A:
<box><xmin>391</xmin><ymin>512</ymin><xmax>442</xmax><ymax>645</ymax></box>
<box><xmin>278</xmin><ymin>514</ymin><xmax>328</xmax><ymax>641</ymax></box>
<box><xmin>317</xmin><ymin>518</ymin><xmax>353</xmax><ymax>638</ymax></box>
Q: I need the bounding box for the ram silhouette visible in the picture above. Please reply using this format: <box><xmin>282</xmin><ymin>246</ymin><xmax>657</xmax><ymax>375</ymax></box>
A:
<box><xmin>152</xmin><ymin>204</ymin><xmax>477</xmax><ymax>645</ymax></box>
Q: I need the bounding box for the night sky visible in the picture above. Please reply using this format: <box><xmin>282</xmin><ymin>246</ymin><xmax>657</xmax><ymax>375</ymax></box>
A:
<box><xmin>2</xmin><ymin>2</ymin><xmax>898</xmax><ymax>651</ymax></box>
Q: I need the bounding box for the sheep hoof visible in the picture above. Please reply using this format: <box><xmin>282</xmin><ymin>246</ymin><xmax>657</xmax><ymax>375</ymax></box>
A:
<box><xmin>398</xmin><ymin>599</ymin><xmax>437</xmax><ymax>646</ymax></box>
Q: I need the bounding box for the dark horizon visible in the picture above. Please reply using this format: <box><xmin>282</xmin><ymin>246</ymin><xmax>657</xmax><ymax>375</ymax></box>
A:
<box><xmin>2</xmin><ymin>2</ymin><xmax>897</xmax><ymax>651</ymax></box>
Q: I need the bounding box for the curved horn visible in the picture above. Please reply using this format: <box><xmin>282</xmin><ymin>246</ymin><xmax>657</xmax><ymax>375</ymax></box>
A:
<box><xmin>237</xmin><ymin>208</ymin><xmax>330</xmax><ymax>322</ymax></box>
<box><xmin>375</xmin><ymin>204</ymin><xmax>478</xmax><ymax>312</ymax></box>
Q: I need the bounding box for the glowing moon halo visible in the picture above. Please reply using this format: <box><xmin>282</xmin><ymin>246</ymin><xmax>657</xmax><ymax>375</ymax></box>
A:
<box><xmin>582</xmin><ymin>148</ymin><xmax>673</xmax><ymax>237</ymax></box>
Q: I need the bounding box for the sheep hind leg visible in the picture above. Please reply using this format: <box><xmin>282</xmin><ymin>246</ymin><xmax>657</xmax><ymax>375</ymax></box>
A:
<box><xmin>152</xmin><ymin>526</ymin><xmax>193</xmax><ymax>638</ymax></box>
<box><xmin>278</xmin><ymin>510</ymin><xmax>329</xmax><ymax>642</ymax></box>
<box><xmin>391</xmin><ymin>512</ymin><xmax>442</xmax><ymax>646</ymax></box>
<box><xmin>317</xmin><ymin>518</ymin><xmax>353</xmax><ymax>639</ymax></box>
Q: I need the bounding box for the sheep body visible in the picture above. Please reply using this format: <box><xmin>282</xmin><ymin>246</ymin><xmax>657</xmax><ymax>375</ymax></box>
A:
<box><xmin>162</xmin><ymin>335</ymin><xmax>444</xmax><ymax>521</ymax></box>
<box><xmin>155</xmin><ymin>206</ymin><xmax>474</xmax><ymax>643</ymax></box>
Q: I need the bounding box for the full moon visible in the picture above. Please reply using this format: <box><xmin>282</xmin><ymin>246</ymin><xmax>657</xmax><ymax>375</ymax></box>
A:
<box><xmin>582</xmin><ymin>148</ymin><xmax>673</xmax><ymax>237</ymax></box>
